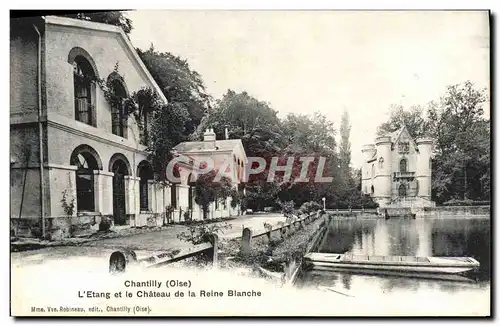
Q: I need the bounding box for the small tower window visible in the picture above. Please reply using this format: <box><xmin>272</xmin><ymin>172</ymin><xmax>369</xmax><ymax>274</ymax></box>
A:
<box><xmin>371</xmin><ymin>164</ymin><xmax>375</xmax><ymax>178</ymax></box>
<box><xmin>400</xmin><ymin>159</ymin><xmax>407</xmax><ymax>173</ymax></box>
<box><xmin>398</xmin><ymin>184</ymin><xmax>407</xmax><ymax>197</ymax></box>
<box><xmin>371</xmin><ymin>185</ymin><xmax>374</xmax><ymax>195</ymax></box>
<box><xmin>398</xmin><ymin>141</ymin><xmax>409</xmax><ymax>154</ymax></box>
<box><xmin>378</xmin><ymin>157</ymin><xmax>384</xmax><ymax>169</ymax></box>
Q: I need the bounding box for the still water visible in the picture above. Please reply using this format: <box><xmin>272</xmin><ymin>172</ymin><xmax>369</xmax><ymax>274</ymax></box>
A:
<box><xmin>297</xmin><ymin>217</ymin><xmax>490</xmax><ymax>302</ymax></box>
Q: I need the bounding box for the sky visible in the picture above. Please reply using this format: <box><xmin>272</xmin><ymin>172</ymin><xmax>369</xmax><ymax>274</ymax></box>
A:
<box><xmin>126</xmin><ymin>10</ymin><xmax>490</xmax><ymax>168</ymax></box>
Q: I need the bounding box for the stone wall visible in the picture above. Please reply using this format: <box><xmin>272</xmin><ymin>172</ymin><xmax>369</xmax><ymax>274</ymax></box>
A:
<box><xmin>422</xmin><ymin>205</ymin><xmax>490</xmax><ymax>218</ymax></box>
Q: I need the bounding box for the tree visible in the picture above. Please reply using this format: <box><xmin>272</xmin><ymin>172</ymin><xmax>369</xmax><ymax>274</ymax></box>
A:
<box><xmin>138</xmin><ymin>44</ymin><xmax>212</xmax><ymax>135</ymax></box>
<box><xmin>193</xmin><ymin>171</ymin><xmax>234</xmax><ymax>220</ymax></box>
<box><xmin>148</xmin><ymin>103</ymin><xmax>191</xmax><ymax>181</ymax></box>
<box><xmin>426</xmin><ymin>81</ymin><xmax>489</xmax><ymax>202</ymax></box>
<box><xmin>339</xmin><ymin>110</ymin><xmax>352</xmax><ymax>175</ymax></box>
<box><xmin>377</xmin><ymin>104</ymin><xmax>428</xmax><ymax>139</ymax></box>
<box><xmin>57</xmin><ymin>11</ymin><xmax>133</xmax><ymax>34</ymax></box>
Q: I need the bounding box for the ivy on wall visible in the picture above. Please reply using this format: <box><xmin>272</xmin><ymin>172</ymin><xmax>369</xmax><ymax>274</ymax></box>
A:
<box><xmin>96</xmin><ymin>63</ymin><xmax>162</xmax><ymax>143</ymax></box>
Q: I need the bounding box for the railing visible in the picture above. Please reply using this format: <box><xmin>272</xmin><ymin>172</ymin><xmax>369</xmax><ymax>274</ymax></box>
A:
<box><xmin>393</xmin><ymin>171</ymin><xmax>415</xmax><ymax>178</ymax></box>
<box><xmin>109</xmin><ymin>234</ymin><xmax>218</xmax><ymax>273</ymax></box>
<box><xmin>240</xmin><ymin>211</ymin><xmax>322</xmax><ymax>255</ymax></box>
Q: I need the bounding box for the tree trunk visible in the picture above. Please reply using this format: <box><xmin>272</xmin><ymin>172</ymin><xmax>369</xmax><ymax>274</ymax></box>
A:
<box><xmin>464</xmin><ymin>160</ymin><xmax>468</xmax><ymax>200</ymax></box>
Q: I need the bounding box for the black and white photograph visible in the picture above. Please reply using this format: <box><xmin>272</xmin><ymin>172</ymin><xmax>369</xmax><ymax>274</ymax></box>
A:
<box><xmin>9</xmin><ymin>9</ymin><xmax>491</xmax><ymax>317</ymax></box>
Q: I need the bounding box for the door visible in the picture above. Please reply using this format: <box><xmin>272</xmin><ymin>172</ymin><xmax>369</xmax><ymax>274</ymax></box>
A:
<box><xmin>112</xmin><ymin>160</ymin><xmax>128</xmax><ymax>225</ymax></box>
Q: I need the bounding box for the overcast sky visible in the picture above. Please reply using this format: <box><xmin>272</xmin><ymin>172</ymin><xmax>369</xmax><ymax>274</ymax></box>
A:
<box><xmin>126</xmin><ymin>10</ymin><xmax>490</xmax><ymax>168</ymax></box>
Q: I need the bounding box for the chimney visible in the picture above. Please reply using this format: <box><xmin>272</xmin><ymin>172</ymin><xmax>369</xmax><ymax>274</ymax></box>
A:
<box><xmin>203</xmin><ymin>128</ymin><xmax>216</xmax><ymax>142</ymax></box>
<box><xmin>224</xmin><ymin>127</ymin><xmax>229</xmax><ymax>140</ymax></box>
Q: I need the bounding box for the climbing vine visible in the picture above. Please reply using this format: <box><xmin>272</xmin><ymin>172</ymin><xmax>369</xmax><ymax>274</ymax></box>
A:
<box><xmin>96</xmin><ymin>63</ymin><xmax>190</xmax><ymax>182</ymax></box>
<box><xmin>96</xmin><ymin>63</ymin><xmax>162</xmax><ymax>134</ymax></box>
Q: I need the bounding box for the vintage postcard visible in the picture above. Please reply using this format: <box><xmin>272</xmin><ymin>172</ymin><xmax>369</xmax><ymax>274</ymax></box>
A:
<box><xmin>10</xmin><ymin>10</ymin><xmax>491</xmax><ymax>317</ymax></box>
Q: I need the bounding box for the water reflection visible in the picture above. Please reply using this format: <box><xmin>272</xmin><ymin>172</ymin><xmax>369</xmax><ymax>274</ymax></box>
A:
<box><xmin>299</xmin><ymin>217</ymin><xmax>490</xmax><ymax>296</ymax></box>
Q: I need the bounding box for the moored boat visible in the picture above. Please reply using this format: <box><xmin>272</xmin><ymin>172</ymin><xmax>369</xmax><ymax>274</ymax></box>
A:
<box><xmin>303</xmin><ymin>253</ymin><xmax>480</xmax><ymax>274</ymax></box>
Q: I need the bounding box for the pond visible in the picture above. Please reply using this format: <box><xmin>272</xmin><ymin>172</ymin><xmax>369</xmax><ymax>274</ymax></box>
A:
<box><xmin>296</xmin><ymin>217</ymin><xmax>490</xmax><ymax>309</ymax></box>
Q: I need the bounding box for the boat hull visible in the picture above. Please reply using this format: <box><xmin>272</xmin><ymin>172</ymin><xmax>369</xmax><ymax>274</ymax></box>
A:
<box><xmin>304</xmin><ymin>253</ymin><xmax>480</xmax><ymax>275</ymax></box>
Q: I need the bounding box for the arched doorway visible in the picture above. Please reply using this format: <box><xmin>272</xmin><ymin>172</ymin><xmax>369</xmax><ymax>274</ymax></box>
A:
<box><xmin>137</xmin><ymin>161</ymin><xmax>154</xmax><ymax>212</ymax></box>
<box><xmin>398</xmin><ymin>184</ymin><xmax>407</xmax><ymax>197</ymax></box>
<box><xmin>70</xmin><ymin>145</ymin><xmax>102</xmax><ymax>212</ymax></box>
<box><xmin>111</xmin><ymin>159</ymin><xmax>129</xmax><ymax>225</ymax></box>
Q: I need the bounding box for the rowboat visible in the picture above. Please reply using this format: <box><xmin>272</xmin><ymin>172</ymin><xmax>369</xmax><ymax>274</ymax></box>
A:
<box><xmin>303</xmin><ymin>253</ymin><xmax>480</xmax><ymax>274</ymax></box>
<box><xmin>307</xmin><ymin>268</ymin><xmax>477</xmax><ymax>282</ymax></box>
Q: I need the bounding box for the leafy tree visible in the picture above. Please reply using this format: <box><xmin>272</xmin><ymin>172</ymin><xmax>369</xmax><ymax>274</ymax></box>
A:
<box><xmin>193</xmin><ymin>90</ymin><xmax>284</xmax><ymax>155</ymax></box>
<box><xmin>377</xmin><ymin>104</ymin><xmax>429</xmax><ymax>139</ymax></box>
<box><xmin>426</xmin><ymin>81</ymin><xmax>489</xmax><ymax>202</ymax></box>
<box><xmin>138</xmin><ymin>44</ymin><xmax>212</xmax><ymax>135</ymax></box>
<box><xmin>148</xmin><ymin>103</ymin><xmax>191</xmax><ymax>181</ymax></box>
<box><xmin>193</xmin><ymin>171</ymin><xmax>234</xmax><ymax>220</ymax></box>
<box><xmin>339</xmin><ymin>110</ymin><xmax>352</xmax><ymax>175</ymax></box>
<box><xmin>57</xmin><ymin>11</ymin><xmax>133</xmax><ymax>34</ymax></box>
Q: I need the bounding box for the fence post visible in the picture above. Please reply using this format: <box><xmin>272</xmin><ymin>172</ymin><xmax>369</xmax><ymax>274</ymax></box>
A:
<box><xmin>205</xmin><ymin>233</ymin><xmax>219</xmax><ymax>268</ymax></box>
<box><xmin>241</xmin><ymin>227</ymin><xmax>253</xmax><ymax>254</ymax></box>
<box><xmin>266</xmin><ymin>230</ymin><xmax>272</xmax><ymax>242</ymax></box>
<box><xmin>109</xmin><ymin>249</ymin><xmax>137</xmax><ymax>274</ymax></box>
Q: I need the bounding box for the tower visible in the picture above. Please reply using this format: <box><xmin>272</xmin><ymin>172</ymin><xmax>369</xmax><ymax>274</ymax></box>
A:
<box><xmin>361</xmin><ymin>144</ymin><xmax>376</xmax><ymax>195</ymax></box>
<box><xmin>416</xmin><ymin>138</ymin><xmax>433</xmax><ymax>201</ymax></box>
<box><xmin>374</xmin><ymin>136</ymin><xmax>392</xmax><ymax>207</ymax></box>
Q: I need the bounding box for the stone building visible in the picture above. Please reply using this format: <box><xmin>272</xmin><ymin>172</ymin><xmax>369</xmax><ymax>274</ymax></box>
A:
<box><xmin>10</xmin><ymin>16</ymin><xmax>245</xmax><ymax>239</ymax></box>
<box><xmin>361</xmin><ymin>126</ymin><xmax>434</xmax><ymax>208</ymax></box>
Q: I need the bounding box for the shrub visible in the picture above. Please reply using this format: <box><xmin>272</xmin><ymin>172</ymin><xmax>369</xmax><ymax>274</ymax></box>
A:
<box><xmin>298</xmin><ymin>201</ymin><xmax>322</xmax><ymax>215</ymax></box>
<box><xmin>276</xmin><ymin>199</ymin><xmax>296</xmax><ymax>218</ymax></box>
<box><xmin>99</xmin><ymin>216</ymin><xmax>112</xmax><ymax>232</ymax></box>
<box><xmin>176</xmin><ymin>221</ymin><xmax>232</xmax><ymax>245</ymax></box>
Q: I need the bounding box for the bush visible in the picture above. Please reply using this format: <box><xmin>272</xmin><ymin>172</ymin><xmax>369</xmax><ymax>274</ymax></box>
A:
<box><xmin>99</xmin><ymin>217</ymin><xmax>112</xmax><ymax>232</ymax></box>
<box><xmin>298</xmin><ymin>201</ymin><xmax>322</xmax><ymax>215</ymax></box>
<box><xmin>176</xmin><ymin>221</ymin><xmax>232</xmax><ymax>245</ymax></box>
<box><xmin>276</xmin><ymin>200</ymin><xmax>296</xmax><ymax>218</ymax></box>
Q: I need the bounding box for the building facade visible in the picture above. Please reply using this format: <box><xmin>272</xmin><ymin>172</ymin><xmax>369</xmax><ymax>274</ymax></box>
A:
<box><xmin>171</xmin><ymin>128</ymin><xmax>248</xmax><ymax>221</ymax></box>
<box><xmin>361</xmin><ymin>126</ymin><xmax>434</xmax><ymax>208</ymax></box>
<box><xmin>10</xmin><ymin>16</ymin><xmax>245</xmax><ymax>239</ymax></box>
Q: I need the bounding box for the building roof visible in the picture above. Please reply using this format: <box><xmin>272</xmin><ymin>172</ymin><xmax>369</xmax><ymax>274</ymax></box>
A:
<box><xmin>173</xmin><ymin>139</ymin><xmax>244</xmax><ymax>153</ymax></box>
<box><xmin>44</xmin><ymin>15</ymin><xmax>168</xmax><ymax>104</ymax></box>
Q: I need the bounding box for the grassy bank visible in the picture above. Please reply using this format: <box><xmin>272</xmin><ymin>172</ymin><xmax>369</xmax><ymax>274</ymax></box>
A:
<box><xmin>219</xmin><ymin>214</ymin><xmax>328</xmax><ymax>274</ymax></box>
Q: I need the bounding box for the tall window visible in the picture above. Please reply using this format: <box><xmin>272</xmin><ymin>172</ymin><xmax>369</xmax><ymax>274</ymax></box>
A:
<box><xmin>378</xmin><ymin>157</ymin><xmax>384</xmax><ymax>169</ymax></box>
<box><xmin>71</xmin><ymin>152</ymin><xmax>98</xmax><ymax>211</ymax></box>
<box><xmin>138</xmin><ymin>161</ymin><xmax>154</xmax><ymax>211</ymax></box>
<box><xmin>110</xmin><ymin>80</ymin><xmax>128</xmax><ymax>138</ymax></box>
<box><xmin>400</xmin><ymin>159</ymin><xmax>407</xmax><ymax>173</ymax></box>
<box><xmin>73</xmin><ymin>56</ymin><xmax>96</xmax><ymax>126</ymax></box>
<box><xmin>371</xmin><ymin>164</ymin><xmax>375</xmax><ymax>178</ymax></box>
